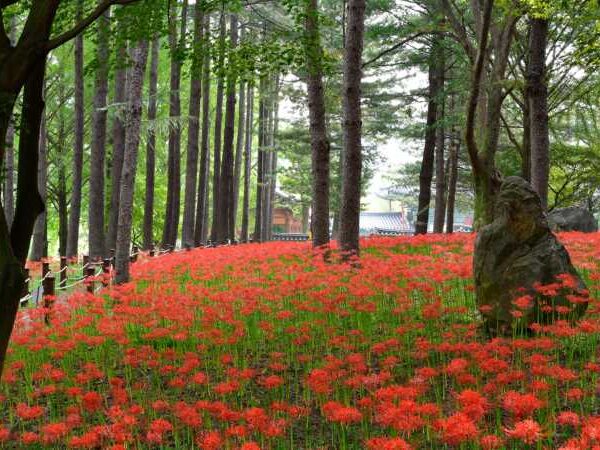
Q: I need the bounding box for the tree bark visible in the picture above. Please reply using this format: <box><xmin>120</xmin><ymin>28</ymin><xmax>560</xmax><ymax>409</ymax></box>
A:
<box><xmin>107</xmin><ymin>43</ymin><xmax>128</xmax><ymax>253</ymax></box>
<box><xmin>30</xmin><ymin>103</ymin><xmax>48</xmax><ymax>261</ymax></box>
<box><xmin>266</xmin><ymin>76</ymin><xmax>280</xmax><ymax>242</ymax></box>
<box><xmin>88</xmin><ymin>10</ymin><xmax>110</xmax><ymax>260</ymax></box>
<box><xmin>339</xmin><ymin>0</ymin><xmax>366</xmax><ymax>257</ymax></box>
<box><xmin>446</xmin><ymin>130</ymin><xmax>460</xmax><ymax>233</ymax></box>
<box><xmin>527</xmin><ymin>18</ymin><xmax>550</xmax><ymax>209</ymax></box>
<box><xmin>217</xmin><ymin>14</ymin><xmax>238</xmax><ymax>244</ymax></box>
<box><xmin>415</xmin><ymin>41</ymin><xmax>443</xmax><ymax>235</ymax></box>
<box><xmin>240</xmin><ymin>83</ymin><xmax>253</xmax><ymax>243</ymax></box>
<box><xmin>210</xmin><ymin>10</ymin><xmax>226</xmax><ymax>244</ymax></box>
<box><xmin>115</xmin><ymin>39</ymin><xmax>148</xmax><ymax>284</ymax></box>
<box><xmin>521</xmin><ymin>95</ymin><xmax>531</xmax><ymax>181</ymax></box>
<box><xmin>232</xmin><ymin>78</ymin><xmax>246</xmax><ymax>239</ymax></box>
<box><xmin>254</xmin><ymin>76</ymin><xmax>267</xmax><ymax>242</ymax></box>
<box><xmin>194</xmin><ymin>14</ymin><xmax>211</xmax><ymax>246</ymax></box>
<box><xmin>182</xmin><ymin>2</ymin><xmax>204</xmax><ymax>248</ymax></box>
<box><xmin>3</xmin><ymin>112</ymin><xmax>14</xmax><ymax>229</ymax></box>
<box><xmin>162</xmin><ymin>0</ymin><xmax>188</xmax><ymax>249</ymax></box>
<box><xmin>143</xmin><ymin>37</ymin><xmax>159</xmax><ymax>250</ymax></box>
<box><xmin>433</xmin><ymin>76</ymin><xmax>446</xmax><ymax>234</ymax></box>
<box><xmin>305</xmin><ymin>0</ymin><xmax>330</xmax><ymax>247</ymax></box>
<box><xmin>67</xmin><ymin>0</ymin><xmax>85</xmax><ymax>258</ymax></box>
<box><xmin>56</xmin><ymin>88</ymin><xmax>68</xmax><ymax>256</ymax></box>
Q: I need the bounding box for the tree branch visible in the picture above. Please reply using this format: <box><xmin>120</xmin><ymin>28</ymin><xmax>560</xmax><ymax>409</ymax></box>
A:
<box><xmin>45</xmin><ymin>0</ymin><xmax>140</xmax><ymax>51</ymax></box>
<box><xmin>362</xmin><ymin>32</ymin><xmax>426</xmax><ymax>68</ymax></box>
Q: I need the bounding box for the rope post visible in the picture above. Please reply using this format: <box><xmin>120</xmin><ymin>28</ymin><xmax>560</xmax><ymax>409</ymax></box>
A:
<box><xmin>110</xmin><ymin>249</ymin><xmax>115</xmax><ymax>266</ymax></box>
<box><xmin>102</xmin><ymin>259</ymin><xmax>111</xmax><ymax>287</ymax></box>
<box><xmin>82</xmin><ymin>255</ymin><xmax>89</xmax><ymax>277</ymax></box>
<box><xmin>21</xmin><ymin>268</ymin><xmax>30</xmax><ymax>307</ymax></box>
<box><xmin>149</xmin><ymin>246</ymin><xmax>155</xmax><ymax>257</ymax></box>
<box><xmin>85</xmin><ymin>266</ymin><xmax>95</xmax><ymax>294</ymax></box>
<box><xmin>60</xmin><ymin>256</ymin><xmax>68</xmax><ymax>289</ymax></box>
<box><xmin>130</xmin><ymin>245</ymin><xmax>139</xmax><ymax>263</ymax></box>
<box><xmin>42</xmin><ymin>261</ymin><xmax>50</xmax><ymax>280</ymax></box>
<box><xmin>42</xmin><ymin>275</ymin><xmax>56</xmax><ymax>325</ymax></box>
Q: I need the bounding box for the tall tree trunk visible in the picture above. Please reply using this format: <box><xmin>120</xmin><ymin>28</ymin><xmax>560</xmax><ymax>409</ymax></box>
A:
<box><xmin>88</xmin><ymin>10</ymin><xmax>110</xmax><ymax>260</ymax></box>
<box><xmin>339</xmin><ymin>0</ymin><xmax>366</xmax><ymax>256</ymax></box>
<box><xmin>217</xmin><ymin>14</ymin><xmax>238</xmax><ymax>244</ymax></box>
<box><xmin>254</xmin><ymin>77</ymin><xmax>267</xmax><ymax>242</ymax></box>
<box><xmin>194</xmin><ymin>14</ymin><xmax>211</xmax><ymax>246</ymax></box>
<box><xmin>232</xmin><ymin>79</ymin><xmax>246</xmax><ymax>239</ymax></box>
<box><xmin>107</xmin><ymin>43</ymin><xmax>128</xmax><ymax>253</ymax></box>
<box><xmin>266</xmin><ymin>76</ymin><xmax>280</xmax><ymax>242</ymax></box>
<box><xmin>115</xmin><ymin>40</ymin><xmax>149</xmax><ymax>284</ymax></box>
<box><xmin>260</xmin><ymin>87</ymin><xmax>272</xmax><ymax>242</ymax></box>
<box><xmin>67</xmin><ymin>0</ymin><xmax>85</xmax><ymax>258</ymax></box>
<box><xmin>30</xmin><ymin>106</ymin><xmax>48</xmax><ymax>261</ymax></box>
<box><xmin>162</xmin><ymin>0</ymin><xmax>188</xmax><ymax>249</ymax></box>
<box><xmin>240</xmin><ymin>83</ymin><xmax>253</xmax><ymax>243</ymax></box>
<box><xmin>56</xmin><ymin>85</ymin><xmax>69</xmax><ymax>257</ymax></box>
<box><xmin>305</xmin><ymin>0</ymin><xmax>330</xmax><ymax>247</ymax></box>
<box><xmin>415</xmin><ymin>42</ymin><xmax>443</xmax><ymax>235</ymax></box>
<box><xmin>446</xmin><ymin>130</ymin><xmax>460</xmax><ymax>233</ymax></box>
<box><xmin>210</xmin><ymin>10</ymin><xmax>226</xmax><ymax>244</ymax></box>
<box><xmin>3</xmin><ymin>114</ymin><xmax>14</xmax><ymax>229</ymax></box>
<box><xmin>1</xmin><ymin>58</ymin><xmax>46</xmax><ymax>380</ymax></box>
<box><xmin>527</xmin><ymin>18</ymin><xmax>549</xmax><ymax>209</ymax></box>
<box><xmin>521</xmin><ymin>95</ymin><xmax>531</xmax><ymax>181</ymax></box>
<box><xmin>143</xmin><ymin>37</ymin><xmax>160</xmax><ymax>250</ymax></box>
<box><xmin>182</xmin><ymin>3</ymin><xmax>204</xmax><ymax>248</ymax></box>
<box><xmin>433</xmin><ymin>78</ymin><xmax>447</xmax><ymax>234</ymax></box>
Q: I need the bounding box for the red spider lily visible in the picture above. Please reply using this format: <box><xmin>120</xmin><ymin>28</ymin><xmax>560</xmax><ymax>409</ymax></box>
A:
<box><xmin>365</xmin><ymin>436</ymin><xmax>413</xmax><ymax>449</ymax></box>
<box><xmin>435</xmin><ymin>412</ymin><xmax>479</xmax><ymax>445</ymax></box>
<box><xmin>504</xmin><ymin>419</ymin><xmax>543</xmax><ymax>444</ymax></box>
<box><xmin>502</xmin><ymin>391</ymin><xmax>545</xmax><ymax>418</ymax></box>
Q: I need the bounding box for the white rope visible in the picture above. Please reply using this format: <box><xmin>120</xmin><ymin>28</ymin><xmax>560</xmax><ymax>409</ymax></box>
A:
<box><xmin>19</xmin><ymin>294</ymin><xmax>32</xmax><ymax>304</ymax></box>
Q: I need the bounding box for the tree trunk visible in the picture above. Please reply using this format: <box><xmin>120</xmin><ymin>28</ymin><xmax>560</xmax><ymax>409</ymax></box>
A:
<box><xmin>66</xmin><ymin>0</ymin><xmax>85</xmax><ymax>258</ymax></box>
<box><xmin>254</xmin><ymin>77</ymin><xmax>267</xmax><ymax>242</ymax></box>
<box><xmin>217</xmin><ymin>14</ymin><xmax>238</xmax><ymax>244</ymax></box>
<box><xmin>521</xmin><ymin>90</ymin><xmax>531</xmax><ymax>181</ymax></box>
<box><xmin>1</xmin><ymin>57</ymin><xmax>47</xmax><ymax>379</ymax></box>
<box><xmin>266</xmin><ymin>76</ymin><xmax>280</xmax><ymax>242</ymax></box>
<box><xmin>210</xmin><ymin>10</ymin><xmax>226</xmax><ymax>244</ymax></box>
<box><xmin>261</xmin><ymin>88</ymin><xmax>272</xmax><ymax>242</ymax></box>
<box><xmin>339</xmin><ymin>0</ymin><xmax>366</xmax><ymax>257</ymax></box>
<box><xmin>162</xmin><ymin>0</ymin><xmax>188</xmax><ymax>249</ymax></box>
<box><xmin>143</xmin><ymin>37</ymin><xmax>160</xmax><ymax>250</ymax></box>
<box><xmin>57</xmin><ymin>98</ymin><xmax>68</xmax><ymax>256</ymax></box>
<box><xmin>415</xmin><ymin>41</ymin><xmax>443</xmax><ymax>235</ymax></box>
<box><xmin>182</xmin><ymin>3</ymin><xmax>204</xmax><ymax>248</ymax></box>
<box><xmin>527</xmin><ymin>18</ymin><xmax>549</xmax><ymax>209</ymax></box>
<box><xmin>433</xmin><ymin>82</ymin><xmax>446</xmax><ymax>234</ymax></box>
<box><xmin>232</xmin><ymin>79</ymin><xmax>246</xmax><ymax>239</ymax></box>
<box><xmin>240</xmin><ymin>83</ymin><xmax>253</xmax><ymax>243</ymax></box>
<box><xmin>446</xmin><ymin>131</ymin><xmax>460</xmax><ymax>233</ymax></box>
<box><xmin>194</xmin><ymin>14</ymin><xmax>211</xmax><ymax>246</ymax></box>
<box><xmin>88</xmin><ymin>10</ymin><xmax>110</xmax><ymax>260</ymax></box>
<box><xmin>3</xmin><ymin>114</ymin><xmax>14</xmax><ymax>229</ymax></box>
<box><xmin>115</xmin><ymin>40</ymin><xmax>149</xmax><ymax>284</ymax></box>
<box><xmin>305</xmin><ymin>0</ymin><xmax>330</xmax><ymax>247</ymax></box>
<box><xmin>107</xmin><ymin>43</ymin><xmax>128</xmax><ymax>253</ymax></box>
<box><xmin>30</xmin><ymin>106</ymin><xmax>48</xmax><ymax>261</ymax></box>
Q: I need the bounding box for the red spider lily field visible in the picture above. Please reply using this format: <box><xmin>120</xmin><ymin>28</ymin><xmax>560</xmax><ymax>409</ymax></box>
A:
<box><xmin>2</xmin><ymin>233</ymin><xmax>600</xmax><ymax>449</ymax></box>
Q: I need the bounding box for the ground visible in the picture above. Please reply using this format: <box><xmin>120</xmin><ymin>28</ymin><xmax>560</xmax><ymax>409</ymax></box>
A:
<box><xmin>1</xmin><ymin>233</ymin><xmax>600</xmax><ymax>449</ymax></box>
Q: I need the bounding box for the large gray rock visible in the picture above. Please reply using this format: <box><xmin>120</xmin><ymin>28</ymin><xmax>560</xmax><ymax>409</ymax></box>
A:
<box><xmin>548</xmin><ymin>206</ymin><xmax>598</xmax><ymax>233</ymax></box>
<box><xmin>474</xmin><ymin>177</ymin><xmax>588</xmax><ymax>335</ymax></box>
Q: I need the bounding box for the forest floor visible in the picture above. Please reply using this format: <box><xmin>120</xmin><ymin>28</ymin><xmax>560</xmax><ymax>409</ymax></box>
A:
<box><xmin>1</xmin><ymin>233</ymin><xmax>600</xmax><ymax>449</ymax></box>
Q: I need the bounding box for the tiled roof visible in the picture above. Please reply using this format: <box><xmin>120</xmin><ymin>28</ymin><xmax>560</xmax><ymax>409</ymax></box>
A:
<box><xmin>359</xmin><ymin>212</ymin><xmax>411</xmax><ymax>233</ymax></box>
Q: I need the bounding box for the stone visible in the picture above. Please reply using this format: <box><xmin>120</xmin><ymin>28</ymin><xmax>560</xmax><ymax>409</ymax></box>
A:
<box><xmin>474</xmin><ymin>177</ymin><xmax>588</xmax><ymax>335</ymax></box>
<box><xmin>548</xmin><ymin>206</ymin><xmax>598</xmax><ymax>233</ymax></box>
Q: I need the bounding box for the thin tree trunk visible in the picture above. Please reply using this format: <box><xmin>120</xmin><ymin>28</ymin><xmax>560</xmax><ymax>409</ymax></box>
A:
<box><xmin>162</xmin><ymin>0</ymin><xmax>188</xmax><ymax>249</ymax></box>
<box><xmin>433</xmin><ymin>79</ymin><xmax>446</xmax><ymax>234</ymax></box>
<box><xmin>88</xmin><ymin>10</ymin><xmax>110</xmax><ymax>260</ymax></box>
<box><xmin>67</xmin><ymin>0</ymin><xmax>85</xmax><ymax>258</ymax></box>
<box><xmin>143</xmin><ymin>37</ymin><xmax>159</xmax><ymax>250</ymax></box>
<box><xmin>305</xmin><ymin>0</ymin><xmax>330</xmax><ymax>247</ymax></box>
<box><xmin>528</xmin><ymin>18</ymin><xmax>550</xmax><ymax>209</ymax></box>
<box><xmin>115</xmin><ymin>40</ymin><xmax>149</xmax><ymax>284</ymax></box>
<box><xmin>31</xmin><ymin>105</ymin><xmax>48</xmax><ymax>262</ymax></box>
<box><xmin>182</xmin><ymin>3</ymin><xmax>204</xmax><ymax>248</ymax></box>
<box><xmin>415</xmin><ymin>41</ymin><xmax>443</xmax><ymax>235</ymax></box>
<box><xmin>254</xmin><ymin>77</ymin><xmax>267</xmax><ymax>242</ymax></box>
<box><xmin>217</xmin><ymin>14</ymin><xmax>238</xmax><ymax>244</ymax></box>
<box><xmin>260</xmin><ymin>86</ymin><xmax>272</xmax><ymax>242</ymax></box>
<box><xmin>232</xmin><ymin>79</ymin><xmax>246</xmax><ymax>239</ymax></box>
<box><xmin>107</xmin><ymin>43</ymin><xmax>128</xmax><ymax>253</ymax></box>
<box><xmin>210</xmin><ymin>10</ymin><xmax>226</xmax><ymax>244</ymax></box>
<box><xmin>240</xmin><ymin>83</ymin><xmax>253</xmax><ymax>243</ymax></box>
<box><xmin>446</xmin><ymin>131</ymin><xmax>460</xmax><ymax>233</ymax></box>
<box><xmin>339</xmin><ymin>0</ymin><xmax>366</xmax><ymax>256</ymax></box>
<box><xmin>107</xmin><ymin>43</ymin><xmax>128</xmax><ymax>251</ymax></box>
<box><xmin>195</xmin><ymin>14</ymin><xmax>211</xmax><ymax>246</ymax></box>
<box><xmin>521</xmin><ymin>95</ymin><xmax>531</xmax><ymax>181</ymax></box>
<box><xmin>3</xmin><ymin>117</ymin><xmax>14</xmax><ymax>229</ymax></box>
<box><xmin>267</xmin><ymin>76</ymin><xmax>280</xmax><ymax>242</ymax></box>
